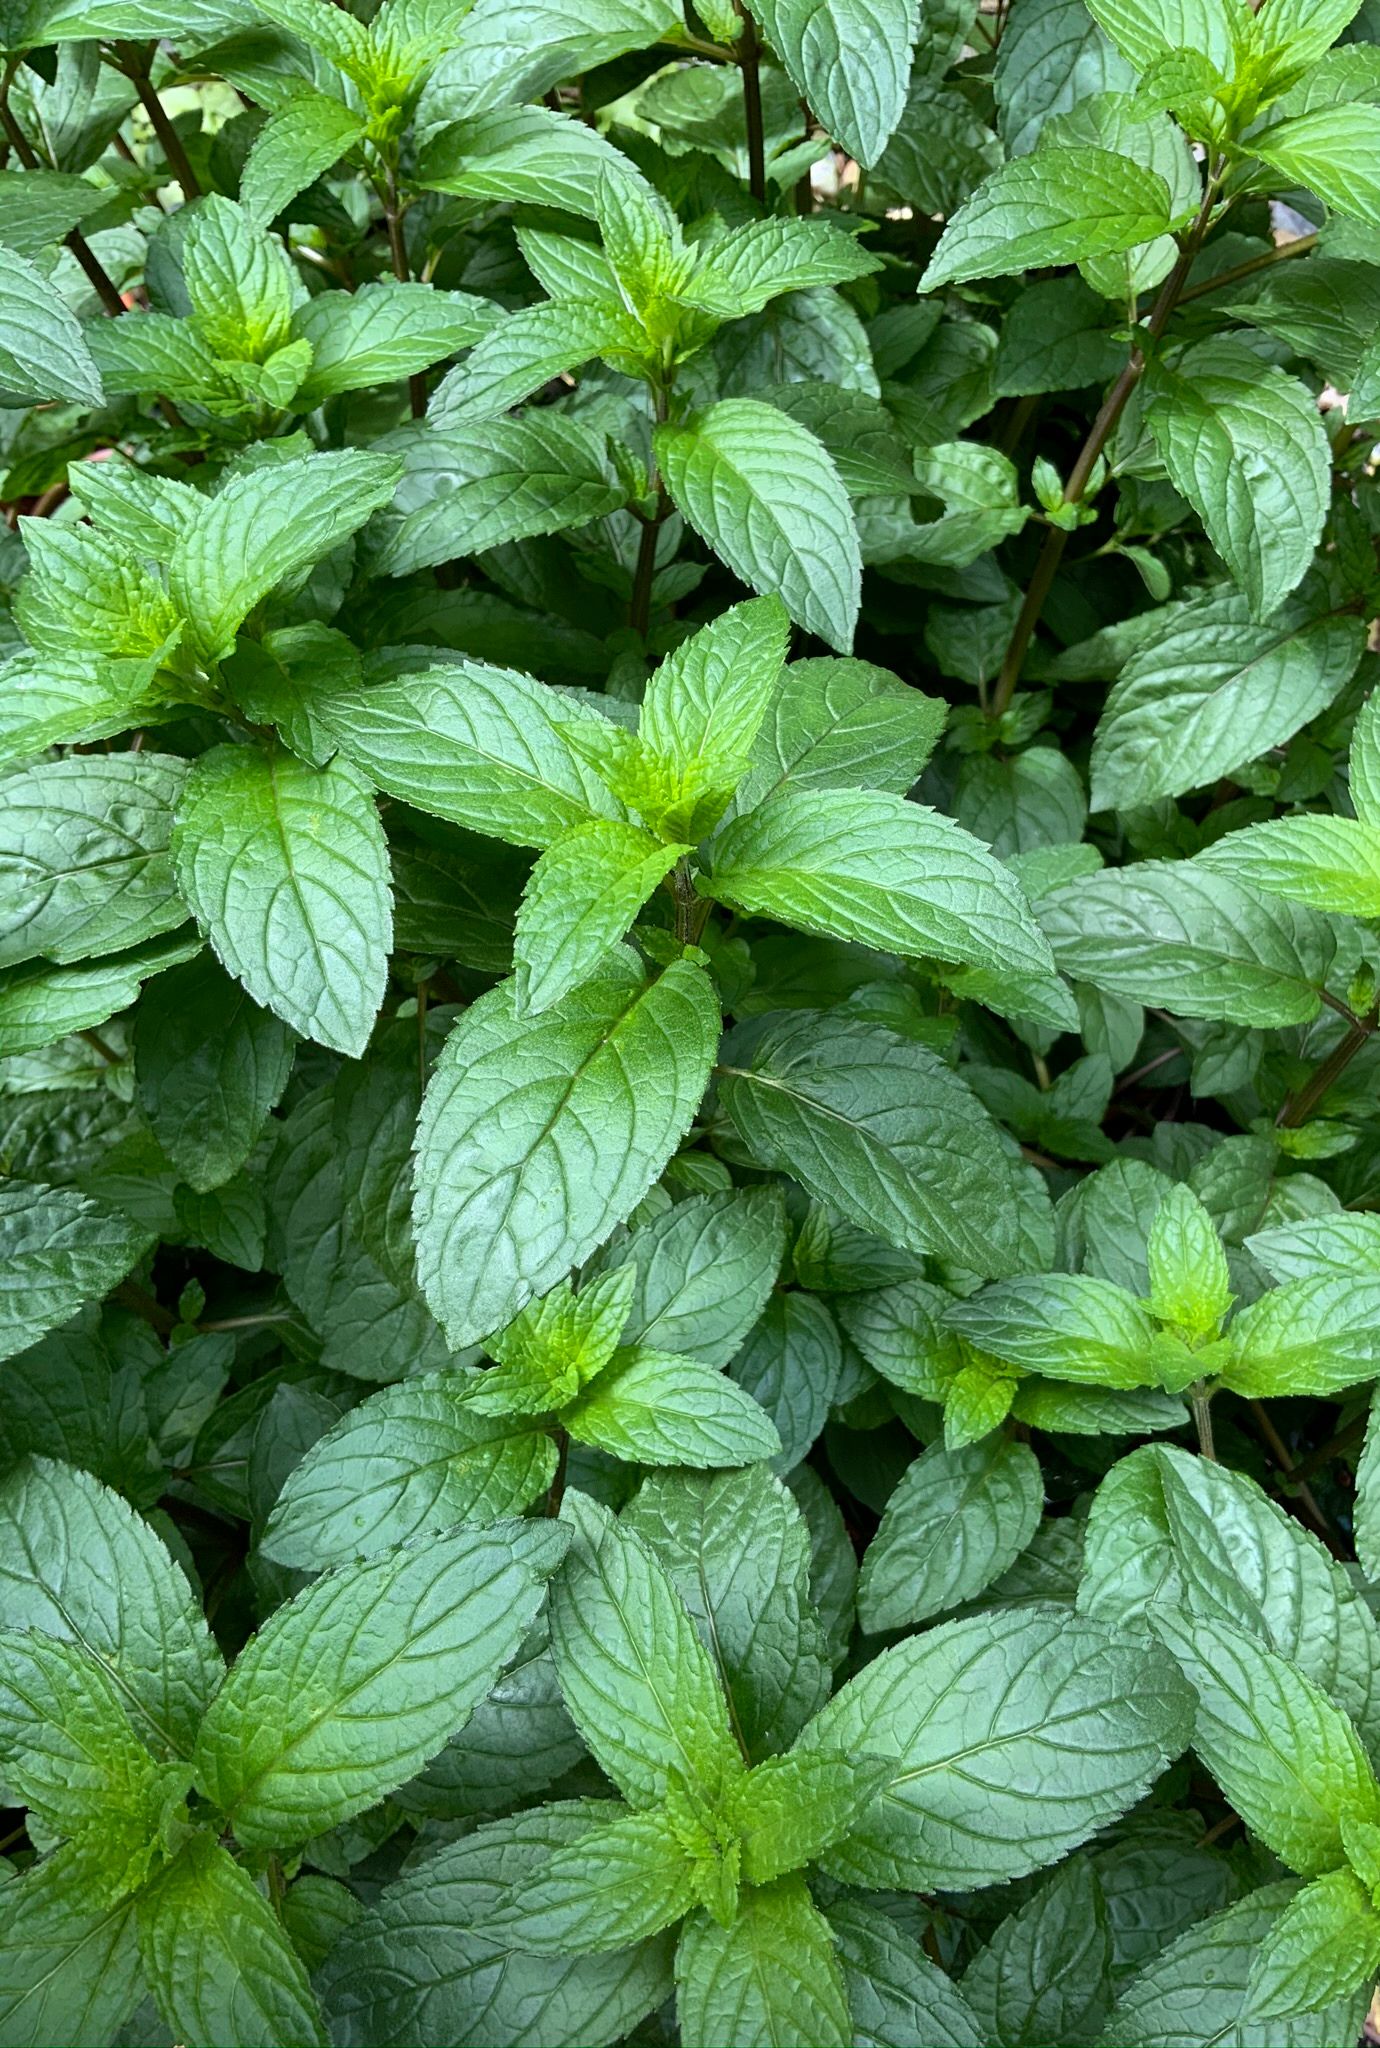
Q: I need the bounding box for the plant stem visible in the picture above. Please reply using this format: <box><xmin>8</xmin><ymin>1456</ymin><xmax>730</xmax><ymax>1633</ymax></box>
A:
<box><xmin>990</xmin><ymin>173</ymin><xmax>1223</xmax><ymax>720</ymax></box>
<box><xmin>0</xmin><ymin>67</ymin><xmax>125</xmax><ymax>314</ymax></box>
<box><xmin>1277</xmin><ymin>1001</ymin><xmax>1379</xmax><ymax>1128</ymax></box>
<box><xmin>737</xmin><ymin>5</ymin><xmax>767</xmax><ymax>204</ymax></box>
<box><xmin>384</xmin><ymin>175</ymin><xmax>427</xmax><ymax>417</ymax></box>
<box><xmin>630</xmin><ymin>515</ymin><xmax>661</xmax><ymax>638</ymax></box>
<box><xmin>116</xmin><ymin>42</ymin><xmax>202</xmax><ymax>197</ymax></box>
<box><xmin>1190</xmin><ymin>1382</ymin><xmax>1216</xmax><ymax>1461</ymax></box>
<box><xmin>546</xmin><ymin>1428</ymin><xmax>570</xmax><ymax>1516</ymax></box>
<box><xmin>1177</xmin><ymin>230</ymin><xmax>1317</xmax><ymax>304</ymax></box>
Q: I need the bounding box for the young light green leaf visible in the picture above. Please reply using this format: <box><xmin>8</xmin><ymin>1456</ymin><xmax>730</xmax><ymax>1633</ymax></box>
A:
<box><xmin>1146</xmin><ymin>341</ymin><xmax>1331</xmax><ymax>619</ymax></box>
<box><xmin>550</xmin><ymin>1492</ymin><xmax>741</xmax><ymax>1808</ymax></box>
<box><xmin>136</xmin><ymin>1833</ymin><xmax>326</xmax><ymax>2048</ymax></box>
<box><xmin>514</xmin><ymin>823</ymin><xmax>686</xmax><ymax>1015</ymax></box>
<box><xmin>169</xmin><ymin>450</ymin><xmax>402</xmax><ymax>660</ymax></box>
<box><xmin>922</xmin><ymin>145</ymin><xmax>1174</xmax><ymax>290</ymax></box>
<box><xmin>1083</xmin><ymin>0</ymin><xmax>1244</xmax><ymax>73</ymax></box>
<box><xmin>858</xmin><ymin>1435</ymin><xmax>1044</xmax><ymax>1632</ymax></box>
<box><xmin>675</xmin><ymin>1875</ymin><xmax>851</xmax><ymax>2048</ymax></box>
<box><xmin>1245</xmin><ymin>1866</ymin><xmax>1380</xmax><ymax>2020</ymax></box>
<box><xmin>1221</xmin><ymin>1273</ymin><xmax>1380</xmax><ymax>1397</ymax></box>
<box><xmin>291</xmin><ymin>283</ymin><xmax>499</xmax><ymax>406</ymax></box>
<box><xmin>259</xmin><ymin>1374</ymin><xmax>555</xmax><ymax>1569</ymax></box>
<box><xmin>638</xmin><ymin>595</ymin><xmax>790</xmax><ymax>836</ymax></box>
<box><xmin>732</xmin><ymin>655</ymin><xmax>945</xmax><ymax>814</ymax></box>
<box><xmin>1146</xmin><ymin>1183</ymin><xmax>1232</xmax><ymax>1334</ymax></box>
<box><xmin>623</xmin><ymin>1465</ymin><xmax>831</xmax><ymax>1759</ymax></box>
<box><xmin>1198</xmin><ymin>813</ymin><xmax>1380</xmax><ymax>917</ymax></box>
<box><xmin>718</xmin><ymin>1009</ymin><xmax>1028</xmax><ymax>1277</ymax></box>
<box><xmin>0</xmin><ymin>648</ymin><xmax>167</xmax><ymax>774</ymax></box>
<box><xmin>316</xmin><ymin>660</ymin><xmax>625</xmax><ymax>850</ymax></box>
<box><xmin>412</xmin><ymin>954</ymin><xmax>719</xmax><ymax>1348</ymax></box>
<box><xmin>1152</xmin><ymin>1607</ymin><xmax>1380</xmax><ymax>1877</ymax></box>
<box><xmin>239</xmin><ymin>87</ymin><xmax>367</xmax><ymax>226</ymax></box>
<box><xmin>707</xmin><ymin>786</ymin><xmax>1075</xmax><ymax>1031</ymax></box>
<box><xmin>483</xmin><ymin>1804</ymin><xmax>697</xmax><ymax>1954</ymax></box>
<box><xmin>171</xmin><ymin>742</ymin><xmax>391</xmax><ymax>1057</ymax></box>
<box><xmin>655</xmin><ymin>399</ymin><xmax>861</xmax><ymax>651</ymax></box>
<box><xmin>192</xmin><ymin>1520</ymin><xmax>566</xmax><ymax>1848</ymax></box>
<box><xmin>430</xmin><ymin>299</ymin><xmax>648</xmax><ymax>425</ymax></box>
<box><xmin>801</xmin><ymin>1606</ymin><xmax>1193</xmax><ymax>1889</ymax></box>
<box><xmin>0</xmin><ymin>1457</ymin><xmax>223</xmax><ymax>1758</ymax></box>
<box><xmin>564</xmin><ymin>1345</ymin><xmax>782</xmax><ymax>1466</ymax></box>
<box><xmin>17</xmin><ymin>521</ymin><xmax>181</xmax><ymax>660</ymax></box>
<box><xmin>684</xmin><ymin>216</ymin><xmax>883</xmax><ymax>314</ymax></box>
<box><xmin>0</xmin><ymin>1840</ymin><xmax>144</xmax><ymax>2048</ymax></box>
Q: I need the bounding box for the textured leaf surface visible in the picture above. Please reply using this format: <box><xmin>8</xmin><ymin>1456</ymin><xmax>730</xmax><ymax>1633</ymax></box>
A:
<box><xmin>193</xmin><ymin>1521</ymin><xmax>566</xmax><ymax>1848</ymax></box>
<box><xmin>858</xmin><ymin>1436</ymin><xmax>1045</xmax><ymax>1632</ymax></box>
<box><xmin>676</xmin><ymin>1876</ymin><xmax>851</xmax><ymax>2048</ymax></box>
<box><xmin>172</xmin><ymin>743</ymin><xmax>391</xmax><ymax>1057</ymax></box>
<box><xmin>0</xmin><ymin>1185</ymin><xmax>152</xmax><ymax>1366</ymax></box>
<box><xmin>412</xmin><ymin>955</ymin><xmax>719</xmax><ymax>1348</ymax></box>
<box><xmin>748</xmin><ymin>0</ymin><xmax>918</xmax><ymax>164</ymax></box>
<box><xmin>923</xmin><ymin>145</ymin><xmax>1174</xmax><ymax>289</ymax></box>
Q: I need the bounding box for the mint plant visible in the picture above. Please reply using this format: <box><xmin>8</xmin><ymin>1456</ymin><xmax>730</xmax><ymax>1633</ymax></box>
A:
<box><xmin>3</xmin><ymin>0</ymin><xmax>1380</xmax><ymax>2041</ymax></box>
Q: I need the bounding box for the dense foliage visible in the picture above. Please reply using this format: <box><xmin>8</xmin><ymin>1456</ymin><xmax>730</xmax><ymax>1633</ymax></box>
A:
<box><xmin>2</xmin><ymin>0</ymin><xmax>1380</xmax><ymax>2042</ymax></box>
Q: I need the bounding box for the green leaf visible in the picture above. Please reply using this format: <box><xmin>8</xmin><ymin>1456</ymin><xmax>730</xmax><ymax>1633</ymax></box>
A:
<box><xmin>239</xmin><ymin>87</ymin><xmax>367</xmax><ymax>226</ymax></box>
<box><xmin>549</xmin><ymin>1491</ymin><xmax>742</xmax><ymax>1809</ymax></box>
<box><xmin>675</xmin><ymin>1875</ymin><xmax>851</xmax><ymax>2048</ymax></box>
<box><xmin>291</xmin><ymin>283</ymin><xmax>499</xmax><ymax>407</ymax></box>
<box><xmin>17</xmin><ymin>520</ymin><xmax>181</xmax><ymax>660</ymax></box>
<box><xmin>1083</xmin><ymin>0</ymin><xmax>1244</xmax><ymax>75</ymax></box>
<box><xmin>1145</xmin><ymin>341</ymin><xmax>1331</xmax><ymax>619</ymax></box>
<box><xmin>730</xmin><ymin>1288</ymin><xmax>842</xmax><ymax>1472</ymax></box>
<box><xmin>430</xmin><ymin>299</ymin><xmax>649</xmax><ymax>425</ymax></box>
<box><xmin>315</xmin><ymin>1800</ymin><xmax>675</xmax><ymax>2048</ymax></box>
<box><xmin>481</xmin><ymin>1266</ymin><xmax>637</xmax><ymax>1412</ymax></box>
<box><xmin>514</xmin><ymin>823</ymin><xmax>686</xmax><ymax>1014</ymax></box>
<box><xmin>1253</xmin><ymin>105</ymin><xmax>1380</xmax><ymax>231</ymax></box>
<box><xmin>1198</xmin><ymin>812</ymin><xmax>1380</xmax><ymax>917</ymax></box>
<box><xmin>134</xmin><ymin>952</ymin><xmax>295</xmax><ymax>1192</ymax></box>
<box><xmin>0</xmin><ymin>1840</ymin><xmax>143</xmax><ymax>2048</ymax></box>
<box><xmin>922</xmin><ymin>145</ymin><xmax>1174</xmax><ymax>290</ymax></box>
<box><xmin>1145</xmin><ymin>1182</ymin><xmax>1233</xmax><ymax>1334</ymax></box>
<box><xmin>1101</xmin><ymin>1881</ymin><xmax>1369</xmax><ymax>2048</ymax></box>
<box><xmin>800</xmin><ymin>1606</ymin><xmax>1193</xmax><ymax>1889</ymax></box>
<box><xmin>367</xmin><ymin>419</ymin><xmax>624</xmax><ymax>578</ymax></box>
<box><xmin>718</xmin><ymin>1009</ymin><xmax>1029</xmax><ymax>1277</ymax></box>
<box><xmin>171</xmin><ymin>742</ymin><xmax>391</xmax><ymax>1057</ymax></box>
<box><xmin>732</xmin><ymin>655</ymin><xmax>946</xmax><ymax>814</ymax></box>
<box><xmin>0</xmin><ymin>648</ymin><xmax>167</xmax><ymax>773</ymax></box>
<box><xmin>136</xmin><ymin>1833</ymin><xmax>326</xmax><ymax>2048</ymax></box>
<box><xmin>192</xmin><ymin>1519</ymin><xmax>566</xmax><ymax>1848</ymax></box>
<box><xmin>0</xmin><ymin>1630</ymin><xmax>188</xmax><ymax>1864</ymax></box>
<box><xmin>259</xmin><ymin>1374</ymin><xmax>556</xmax><ymax>1568</ymax></box>
<box><xmin>684</xmin><ymin>216</ymin><xmax>883</xmax><ymax>314</ymax></box>
<box><xmin>947</xmin><ymin>1275</ymin><xmax>1157</xmax><ymax>1386</ymax></box>
<box><xmin>0</xmin><ymin>754</ymin><xmax>188</xmax><ymax>970</ymax></box>
<box><xmin>1038</xmin><ymin>860</ymin><xmax>1333</xmax><ymax>1025</ymax></box>
<box><xmin>623</xmin><ymin>1465</ymin><xmax>831</xmax><ymax>1759</ymax></box>
<box><xmin>0</xmin><ymin>243</ymin><xmax>103</xmax><ymax>405</ymax></box>
<box><xmin>858</xmin><ymin>1435</ymin><xmax>1045</xmax><ymax>1632</ymax></box>
<box><xmin>0</xmin><ymin>931</ymin><xmax>201</xmax><ymax>1058</ymax></box>
<box><xmin>1351</xmin><ymin>690</ymin><xmax>1380</xmax><ymax>826</ymax></box>
<box><xmin>0</xmin><ymin>1184</ymin><xmax>152</xmax><ymax>1366</ymax></box>
<box><xmin>483</xmin><ymin>1804</ymin><xmax>697</xmax><ymax>1953</ymax></box>
<box><xmin>1221</xmin><ymin>1272</ymin><xmax>1380</xmax><ymax>1396</ymax></box>
<box><xmin>1245</xmin><ymin>1866</ymin><xmax>1380</xmax><ymax>2020</ymax></box>
<box><xmin>1080</xmin><ymin>1443</ymin><xmax>1380</xmax><ymax>1755</ymax></box>
<box><xmin>564</xmin><ymin>1345</ymin><xmax>782</xmax><ymax>1466</ymax></box>
<box><xmin>316</xmin><ymin>659</ymin><xmax>625</xmax><ymax>850</ymax></box>
<box><xmin>655</xmin><ymin>399</ymin><xmax>860</xmax><ymax>651</ymax></box>
<box><xmin>180</xmin><ymin>193</ymin><xmax>294</xmax><ymax>360</ymax></box>
<box><xmin>0</xmin><ymin>168</ymin><xmax>105</xmax><ymax>260</ymax></box>
<box><xmin>412</xmin><ymin>954</ymin><xmax>719</xmax><ymax>1349</ymax></box>
<box><xmin>419</xmin><ymin>105</ymin><xmax>648</xmax><ymax>218</ymax></box>
<box><xmin>830</xmin><ymin>1894</ymin><xmax>987</xmax><ymax>2048</ymax></box>
<box><xmin>598</xmin><ymin>1186</ymin><xmax>787</xmax><ymax>1369</ymax></box>
<box><xmin>747</xmin><ymin>0</ymin><xmax>917</xmax><ymax>164</ymax></box>
<box><xmin>638</xmin><ymin>596</ymin><xmax>790</xmax><ymax>837</ymax></box>
<box><xmin>707</xmin><ymin>786</ymin><xmax>1075</xmax><ymax>1031</ymax></box>
<box><xmin>962</xmin><ymin>1854</ymin><xmax>1114</xmax><ymax>2048</ymax></box>
<box><xmin>0</xmin><ymin>1457</ymin><xmax>223</xmax><ymax>1759</ymax></box>
<box><xmin>168</xmin><ymin>450</ymin><xmax>402</xmax><ymax>661</ymax></box>
<box><xmin>85</xmin><ymin>310</ymin><xmax>237</xmax><ymax>405</ymax></box>
<box><xmin>994</xmin><ymin>0</ymin><xmax>1138</xmax><ymax>157</ymax></box>
<box><xmin>1152</xmin><ymin>1607</ymin><xmax>1380</xmax><ymax>1877</ymax></box>
<box><xmin>1089</xmin><ymin>596</ymin><xmax>1364</xmax><ymax>810</ymax></box>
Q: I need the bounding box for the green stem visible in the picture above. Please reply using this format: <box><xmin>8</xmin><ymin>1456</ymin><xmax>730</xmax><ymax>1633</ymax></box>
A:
<box><xmin>1190</xmin><ymin>1383</ymin><xmax>1216</xmax><ymax>1461</ymax></box>
<box><xmin>1177</xmin><ymin>229</ymin><xmax>1317</xmax><ymax>304</ymax></box>
<box><xmin>1277</xmin><ymin>1001</ymin><xmax>1380</xmax><ymax>1128</ymax></box>
<box><xmin>117</xmin><ymin>42</ymin><xmax>202</xmax><ymax>197</ymax></box>
<box><xmin>546</xmin><ymin>1428</ymin><xmax>570</xmax><ymax>1517</ymax></box>
<box><xmin>383</xmin><ymin>174</ymin><xmax>427</xmax><ymax>418</ymax></box>
<box><xmin>990</xmin><ymin>170</ymin><xmax>1225</xmax><ymax>720</ymax></box>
